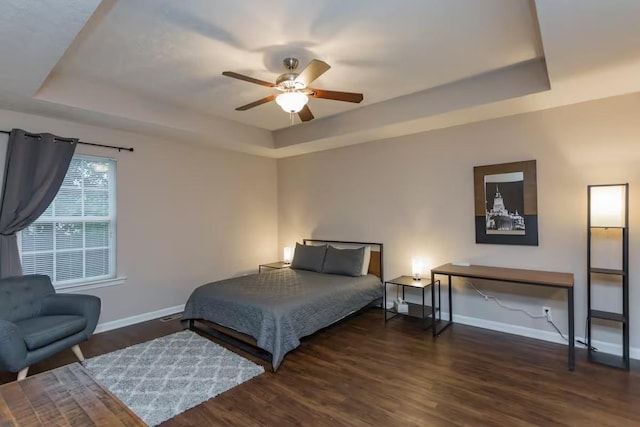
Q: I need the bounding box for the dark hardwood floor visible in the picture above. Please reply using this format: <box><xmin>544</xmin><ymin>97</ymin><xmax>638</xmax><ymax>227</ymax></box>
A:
<box><xmin>0</xmin><ymin>363</ymin><xmax>146</xmax><ymax>426</ymax></box>
<box><xmin>2</xmin><ymin>309</ymin><xmax>638</xmax><ymax>426</ymax></box>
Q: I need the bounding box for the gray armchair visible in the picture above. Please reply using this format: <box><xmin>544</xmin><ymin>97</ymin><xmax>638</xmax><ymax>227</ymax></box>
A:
<box><xmin>0</xmin><ymin>274</ymin><xmax>101</xmax><ymax>380</ymax></box>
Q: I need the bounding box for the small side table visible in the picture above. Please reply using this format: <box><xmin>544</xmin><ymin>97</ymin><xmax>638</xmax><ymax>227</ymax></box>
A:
<box><xmin>258</xmin><ymin>261</ymin><xmax>290</xmax><ymax>273</ymax></box>
<box><xmin>384</xmin><ymin>275</ymin><xmax>440</xmax><ymax>330</ymax></box>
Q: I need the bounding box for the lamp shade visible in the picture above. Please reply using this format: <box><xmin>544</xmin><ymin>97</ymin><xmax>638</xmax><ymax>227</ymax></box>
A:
<box><xmin>275</xmin><ymin>92</ymin><xmax>308</xmax><ymax>113</ymax></box>
<box><xmin>283</xmin><ymin>246</ymin><xmax>293</xmax><ymax>264</ymax></box>
<box><xmin>590</xmin><ymin>185</ymin><xmax>626</xmax><ymax>227</ymax></box>
<box><xmin>412</xmin><ymin>256</ymin><xmax>425</xmax><ymax>280</ymax></box>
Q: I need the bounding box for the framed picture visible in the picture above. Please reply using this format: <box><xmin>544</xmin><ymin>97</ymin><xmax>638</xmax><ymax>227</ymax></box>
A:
<box><xmin>473</xmin><ymin>160</ymin><xmax>538</xmax><ymax>246</ymax></box>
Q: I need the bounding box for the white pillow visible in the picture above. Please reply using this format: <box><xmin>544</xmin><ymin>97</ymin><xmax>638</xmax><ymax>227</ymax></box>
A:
<box><xmin>325</xmin><ymin>243</ymin><xmax>371</xmax><ymax>276</ymax></box>
<box><xmin>360</xmin><ymin>246</ymin><xmax>372</xmax><ymax>275</ymax></box>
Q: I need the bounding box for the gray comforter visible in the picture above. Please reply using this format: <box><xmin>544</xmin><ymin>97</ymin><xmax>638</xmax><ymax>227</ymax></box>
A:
<box><xmin>182</xmin><ymin>268</ymin><xmax>382</xmax><ymax>370</ymax></box>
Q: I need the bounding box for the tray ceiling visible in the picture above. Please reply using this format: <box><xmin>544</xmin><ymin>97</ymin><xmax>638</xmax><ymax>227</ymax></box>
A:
<box><xmin>0</xmin><ymin>0</ymin><xmax>638</xmax><ymax>157</ymax></box>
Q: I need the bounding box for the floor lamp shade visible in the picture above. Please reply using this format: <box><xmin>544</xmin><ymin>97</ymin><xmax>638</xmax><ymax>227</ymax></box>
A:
<box><xmin>590</xmin><ymin>185</ymin><xmax>626</xmax><ymax>228</ymax></box>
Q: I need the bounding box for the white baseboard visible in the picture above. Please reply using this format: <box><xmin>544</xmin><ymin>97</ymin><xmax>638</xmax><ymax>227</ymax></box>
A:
<box><xmin>92</xmin><ymin>304</ymin><xmax>637</xmax><ymax>361</ymax></box>
<box><xmin>446</xmin><ymin>312</ymin><xmax>639</xmax><ymax>360</ymax></box>
<box><xmin>94</xmin><ymin>304</ymin><xmax>185</xmax><ymax>334</ymax></box>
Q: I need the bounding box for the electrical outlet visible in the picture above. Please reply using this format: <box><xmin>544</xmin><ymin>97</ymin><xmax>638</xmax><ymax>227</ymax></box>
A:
<box><xmin>542</xmin><ymin>306</ymin><xmax>552</xmax><ymax>321</ymax></box>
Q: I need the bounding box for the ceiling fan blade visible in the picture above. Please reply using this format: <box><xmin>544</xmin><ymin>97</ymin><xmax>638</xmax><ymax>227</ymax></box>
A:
<box><xmin>309</xmin><ymin>89</ymin><xmax>363</xmax><ymax>103</ymax></box>
<box><xmin>298</xmin><ymin>105</ymin><xmax>314</xmax><ymax>122</ymax></box>
<box><xmin>294</xmin><ymin>59</ymin><xmax>331</xmax><ymax>87</ymax></box>
<box><xmin>235</xmin><ymin>95</ymin><xmax>276</xmax><ymax>111</ymax></box>
<box><xmin>222</xmin><ymin>71</ymin><xmax>275</xmax><ymax>87</ymax></box>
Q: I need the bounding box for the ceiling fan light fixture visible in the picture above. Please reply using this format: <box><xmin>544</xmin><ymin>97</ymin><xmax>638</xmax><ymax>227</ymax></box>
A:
<box><xmin>223</xmin><ymin>57</ymin><xmax>362</xmax><ymax>121</ymax></box>
<box><xmin>275</xmin><ymin>92</ymin><xmax>308</xmax><ymax>113</ymax></box>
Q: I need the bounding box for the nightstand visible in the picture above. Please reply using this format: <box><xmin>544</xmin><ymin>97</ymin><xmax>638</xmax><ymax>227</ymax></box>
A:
<box><xmin>258</xmin><ymin>261</ymin><xmax>290</xmax><ymax>273</ymax></box>
<box><xmin>384</xmin><ymin>275</ymin><xmax>440</xmax><ymax>330</ymax></box>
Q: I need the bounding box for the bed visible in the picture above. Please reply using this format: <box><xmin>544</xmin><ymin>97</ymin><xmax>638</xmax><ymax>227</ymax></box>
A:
<box><xmin>182</xmin><ymin>239</ymin><xmax>383</xmax><ymax>370</ymax></box>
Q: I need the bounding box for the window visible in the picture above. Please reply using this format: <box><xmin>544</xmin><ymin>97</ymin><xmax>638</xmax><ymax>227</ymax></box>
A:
<box><xmin>19</xmin><ymin>155</ymin><xmax>117</xmax><ymax>289</ymax></box>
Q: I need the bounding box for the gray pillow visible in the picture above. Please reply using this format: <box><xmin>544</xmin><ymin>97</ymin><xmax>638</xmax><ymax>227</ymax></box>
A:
<box><xmin>290</xmin><ymin>243</ymin><xmax>327</xmax><ymax>272</ymax></box>
<box><xmin>322</xmin><ymin>245</ymin><xmax>365</xmax><ymax>277</ymax></box>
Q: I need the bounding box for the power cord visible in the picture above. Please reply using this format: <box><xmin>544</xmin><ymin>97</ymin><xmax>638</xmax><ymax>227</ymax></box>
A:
<box><xmin>467</xmin><ymin>281</ymin><xmax>546</xmax><ymax>319</ymax></box>
<box><xmin>468</xmin><ymin>281</ymin><xmax>600</xmax><ymax>350</ymax></box>
<box><xmin>466</xmin><ymin>281</ymin><xmax>567</xmax><ymax>343</ymax></box>
<box><xmin>547</xmin><ymin>318</ymin><xmax>567</xmax><ymax>342</ymax></box>
<box><xmin>576</xmin><ymin>316</ymin><xmax>598</xmax><ymax>351</ymax></box>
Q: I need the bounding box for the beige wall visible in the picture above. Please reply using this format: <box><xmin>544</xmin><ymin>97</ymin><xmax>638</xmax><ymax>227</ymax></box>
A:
<box><xmin>0</xmin><ymin>110</ymin><xmax>278</xmax><ymax>324</ymax></box>
<box><xmin>278</xmin><ymin>92</ymin><xmax>640</xmax><ymax>356</ymax></box>
<box><xmin>3</xmin><ymin>92</ymin><xmax>639</xmax><ymax>356</ymax></box>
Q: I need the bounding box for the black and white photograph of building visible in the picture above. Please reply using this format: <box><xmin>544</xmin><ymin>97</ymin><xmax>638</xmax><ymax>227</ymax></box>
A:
<box><xmin>484</xmin><ymin>172</ymin><xmax>525</xmax><ymax>235</ymax></box>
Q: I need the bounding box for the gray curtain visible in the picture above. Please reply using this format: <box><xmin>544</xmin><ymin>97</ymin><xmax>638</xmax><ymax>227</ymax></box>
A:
<box><xmin>0</xmin><ymin>129</ymin><xmax>77</xmax><ymax>278</ymax></box>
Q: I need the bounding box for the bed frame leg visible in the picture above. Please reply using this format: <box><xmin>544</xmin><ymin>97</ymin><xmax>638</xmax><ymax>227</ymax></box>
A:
<box><xmin>188</xmin><ymin>319</ymin><xmax>194</xmax><ymax>330</ymax></box>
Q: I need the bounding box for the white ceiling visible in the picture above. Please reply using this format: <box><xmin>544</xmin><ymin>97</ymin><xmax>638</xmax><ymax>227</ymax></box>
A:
<box><xmin>0</xmin><ymin>0</ymin><xmax>100</xmax><ymax>94</ymax></box>
<box><xmin>50</xmin><ymin>0</ymin><xmax>540</xmax><ymax>131</ymax></box>
<box><xmin>0</xmin><ymin>0</ymin><xmax>639</xmax><ymax>157</ymax></box>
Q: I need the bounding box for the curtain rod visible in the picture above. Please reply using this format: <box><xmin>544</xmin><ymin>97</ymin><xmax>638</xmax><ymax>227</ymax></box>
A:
<box><xmin>0</xmin><ymin>130</ymin><xmax>134</xmax><ymax>152</ymax></box>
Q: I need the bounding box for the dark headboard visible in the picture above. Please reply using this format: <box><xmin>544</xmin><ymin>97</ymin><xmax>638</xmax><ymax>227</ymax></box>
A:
<box><xmin>302</xmin><ymin>239</ymin><xmax>384</xmax><ymax>281</ymax></box>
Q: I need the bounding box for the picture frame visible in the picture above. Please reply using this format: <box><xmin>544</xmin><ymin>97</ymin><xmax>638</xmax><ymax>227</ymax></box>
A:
<box><xmin>473</xmin><ymin>160</ymin><xmax>538</xmax><ymax>246</ymax></box>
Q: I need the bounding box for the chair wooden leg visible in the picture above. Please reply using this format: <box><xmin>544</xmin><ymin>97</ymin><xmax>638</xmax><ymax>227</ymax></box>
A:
<box><xmin>17</xmin><ymin>367</ymin><xmax>29</xmax><ymax>381</ymax></box>
<box><xmin>71</xmin><ymin>344</ymin><xmax>85</xmax><ymax>362</ymax></box>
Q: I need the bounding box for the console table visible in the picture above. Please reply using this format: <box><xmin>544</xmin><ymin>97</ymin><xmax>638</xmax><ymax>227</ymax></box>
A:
<box><xmin>430</xmin><ymin>263</ymin><xmax>575</xmax><ymax>371</ymax></box>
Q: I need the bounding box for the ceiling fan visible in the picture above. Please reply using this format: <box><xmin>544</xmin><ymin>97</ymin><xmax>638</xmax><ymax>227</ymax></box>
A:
<box><xmin>222</xmin><ymin>57</ymin><xmax>364</xmax><ymax>122</ymax></box>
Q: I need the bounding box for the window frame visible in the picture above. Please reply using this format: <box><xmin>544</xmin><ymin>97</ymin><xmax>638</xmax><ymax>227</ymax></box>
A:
<box><xmin>18</xmin><ymin>154</ymin><xmax>122</xmax><ymax>291</ymax></box>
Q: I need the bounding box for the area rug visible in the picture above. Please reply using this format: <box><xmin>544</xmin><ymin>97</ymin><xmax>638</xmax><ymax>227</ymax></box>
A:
<box><xmin>83</xmin><ymin>330</ymin><xmax>264</xmax><ymax>426</ymax></box>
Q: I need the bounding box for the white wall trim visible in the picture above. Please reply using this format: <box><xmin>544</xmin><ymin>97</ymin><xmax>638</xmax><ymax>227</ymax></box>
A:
<box><xmin>94</xmin><ymin>304</ymin><xmax>185</xmax><ymax>334</ymax></box>
<box><xmin>91</xmin><ymin>304</ymin><xmax>638</xmax><ymax>361</ymax></box>
<box><xmin>446</xmin><ymin>312</ymin><xmax>639</xmax><ymax>360</ymax></box>
<box><xmin>57</xmin><ymin>276</ymin><xmax>127</xmax><ymax>294</ymax></box>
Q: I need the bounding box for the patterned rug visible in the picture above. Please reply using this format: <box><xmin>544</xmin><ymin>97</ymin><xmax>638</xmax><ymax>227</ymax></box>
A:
<box><xmin>83</xmin><ymin>330</ymin><xmax>264</xmax><ymax>426</ymax></box>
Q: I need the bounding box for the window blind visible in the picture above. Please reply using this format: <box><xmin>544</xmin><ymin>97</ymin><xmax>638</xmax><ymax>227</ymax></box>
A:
<box><xmin>20</xmin><ymin>155</ymin><xmax>116</xmax><ymax>287</ymax></box>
